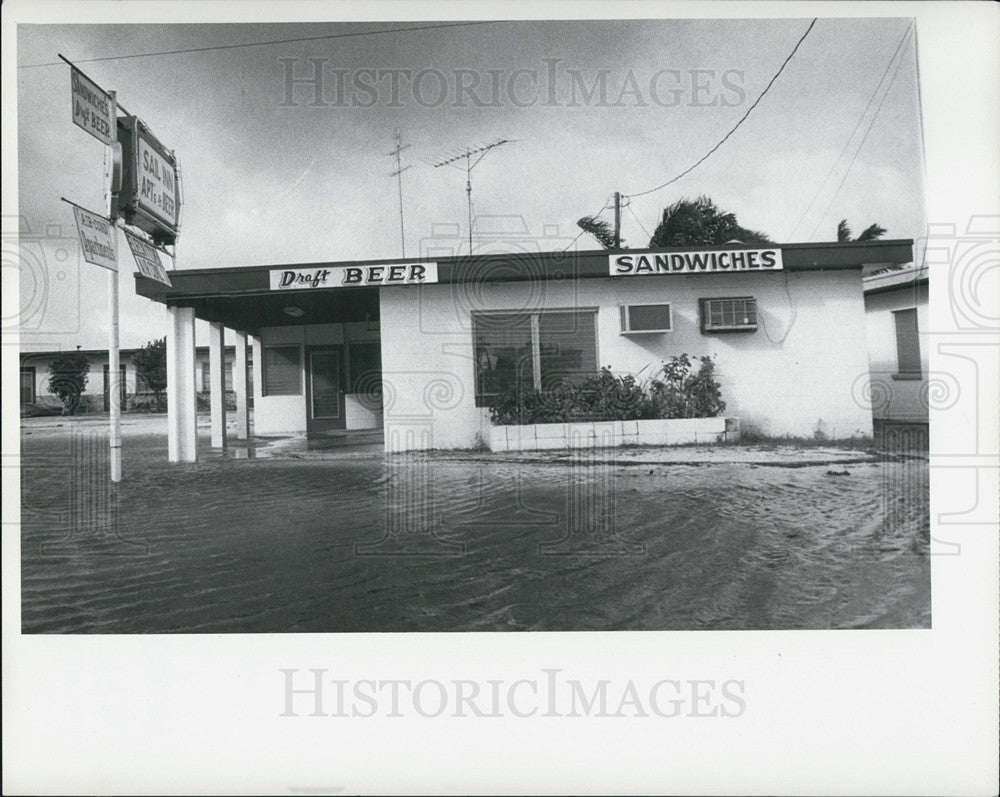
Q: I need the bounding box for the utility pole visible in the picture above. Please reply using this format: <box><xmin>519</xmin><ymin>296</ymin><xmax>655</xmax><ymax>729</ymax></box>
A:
<box><xmin>613</xmin><ymin>191</ymin><xmax>622</xmax><ymax>250</ymax></box>
<box><xmin>388</xmin><ymin>128</ymin><xmax>410</xmax><ymax>258</ymax></box>
<box><xmin>433</xmin><ymin>139</ymin><xmax>511</xmax><ymax>255</ymax></box>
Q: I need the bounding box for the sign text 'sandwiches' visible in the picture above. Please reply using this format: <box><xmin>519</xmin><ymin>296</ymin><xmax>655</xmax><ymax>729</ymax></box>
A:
<box><xmin>269</xmin><ymin>262</ymin><xmax>439</xmax><ymax>290</ymax></box>
<box><xmin>610</xmin><ymin>249</ymin><xmax>783</xmax><ymax>275</ymax></box>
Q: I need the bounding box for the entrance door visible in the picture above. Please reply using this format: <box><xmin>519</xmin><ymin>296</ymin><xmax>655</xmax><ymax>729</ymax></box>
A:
<box><xmin>306</xmin><ymin>347</ymin><xmax>345</xmax><ymax>433</ymax></box>
<box><xmin>103</xmin><ymin>364</ymin><xmax>127</xmax><ymax>412</ymax></box>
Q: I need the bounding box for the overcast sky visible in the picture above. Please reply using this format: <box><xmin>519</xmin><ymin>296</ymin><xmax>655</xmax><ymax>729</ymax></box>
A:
<box><xmin>15</xmin><ymin>16</ymin><xmax>924</xmax><ymax>349</ymax></box>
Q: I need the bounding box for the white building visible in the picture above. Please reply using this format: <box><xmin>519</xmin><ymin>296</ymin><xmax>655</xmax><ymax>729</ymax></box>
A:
<box><xmin>863</xmin><ymin>265</ymin><xmax>929</xmax><ymax>425</ymax></box>
<box><xmin>133</xmin><ymin>240</ymin><xmax>913</xmax><ymax>460</ymax></box>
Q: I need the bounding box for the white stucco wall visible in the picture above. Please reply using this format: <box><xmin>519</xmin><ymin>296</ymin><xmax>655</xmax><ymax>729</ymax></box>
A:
<box><xmin>379</xmin><ymin>269</ymin><xmax>875</xmax><ymax>450</ymax></box>
<box><xmin>864</xmin><ymin>282</ymin><xmax>929</xmax><ymax>422</ymax></box>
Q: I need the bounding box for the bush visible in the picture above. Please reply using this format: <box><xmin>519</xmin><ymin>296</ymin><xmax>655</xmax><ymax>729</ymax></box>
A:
<box><xmin>489</xmin><ymin>356</ymin><xmax>725</xmax><ymax>425</ymax></box>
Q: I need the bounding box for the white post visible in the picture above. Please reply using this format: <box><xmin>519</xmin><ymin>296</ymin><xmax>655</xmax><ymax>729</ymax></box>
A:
<box><xmin>167</xmin><ymin>306</ymin><xmax>197</xmax><ymax>462</ymax></box>
<box><xmin>233</xmin><ymin>329</ymin><xmax>249</xmax><ymax>440</ymax></box>
<box><xmin>106</xmin><ymin>90</ymin><xmax>122</xmax><ymax>482</ymax></box>
<box><xmin>209</xmin><ymin>321</ymin><xmax>227</xmax><ymax>449</ymax></box>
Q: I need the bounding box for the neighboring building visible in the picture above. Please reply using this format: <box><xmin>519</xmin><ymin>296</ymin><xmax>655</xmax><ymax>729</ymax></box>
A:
<box><xmin>863</xmin><ymin>265</ymin><xmax>929</xmax><ymax>425</ymax></box>
<box><xmin>134</xmin><ymin>239</ymin><xmax>913</xmax><ymax>459</ymax></box>
<box><xmin>20</xmin><ymin>345</ymin><xmax>252</xmax><ymax>413</ymax></box>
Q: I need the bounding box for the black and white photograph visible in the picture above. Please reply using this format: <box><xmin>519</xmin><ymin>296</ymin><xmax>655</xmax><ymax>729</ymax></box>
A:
<box><xmin>3</xmin><ymin>1</ymin><xmax>997</xmax><ymax>794</ymax></box>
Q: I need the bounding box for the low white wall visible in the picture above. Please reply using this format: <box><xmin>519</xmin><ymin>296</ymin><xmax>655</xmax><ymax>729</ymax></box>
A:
<box><xmin>490</xmin><ymin>417</ymin><xmax>735</xmax><ymax>452</ymax></box>
<box><xmin>345</xmin><ymin>394</ymin><xmax>382</xmax><ymax>430</ymax></box>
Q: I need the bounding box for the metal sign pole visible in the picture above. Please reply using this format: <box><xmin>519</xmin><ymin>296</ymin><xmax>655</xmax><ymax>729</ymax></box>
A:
<box><xmin>107</xmin><ymin>90</ymin><xmax>122</xmax><ymax>483</ymax></box>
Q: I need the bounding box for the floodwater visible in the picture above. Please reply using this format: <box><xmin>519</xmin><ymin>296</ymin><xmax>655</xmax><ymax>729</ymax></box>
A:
<box><xmin>19</xmin><ymin>424</ymin><xmax>930</xmax><ymax>633</ymax></box>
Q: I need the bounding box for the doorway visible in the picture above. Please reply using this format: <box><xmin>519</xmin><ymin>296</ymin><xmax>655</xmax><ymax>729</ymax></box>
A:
<box><xmin>306</xmin><ymin>346</ymin><xmax>345</xmax><ymax>433</ymax></box>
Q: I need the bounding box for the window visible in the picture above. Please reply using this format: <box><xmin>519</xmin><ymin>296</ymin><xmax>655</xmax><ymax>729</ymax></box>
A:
<box><xmin>262</xmin><ymin>346</ymin><xmax>302</xmax><ymax>395</ymax></box>
<box><xmin>700</xmin><ymin>297</ymin><xmax>758</xmax><ymax>332</ymax></box>
<box><xmin>20</xmin><ymin>367</ymin><xmax>35</xmax><ymax>404</ymax></box>
<box><xmin>201</xmin><ymin>360</ymin><xmax>234</xmax><ymax>392</ymax></box>
<box><xmin>473</xmin><ymin>310</ymin><xmax>597</xmax><ymax>405</ymax></box>
<box><xmin>620</xmin><ymin>304</ymin><xmax>672</xmax><ymax>333</ymax></box>
<box><xmin>893</xmin><ymin>308</ymin><xmax>921</xmax><ymax>378</ymax></box>
<box><xmin>348</xmin><ymin>341</ymin><xmax>382</xmax><ymax>393</ymax></box>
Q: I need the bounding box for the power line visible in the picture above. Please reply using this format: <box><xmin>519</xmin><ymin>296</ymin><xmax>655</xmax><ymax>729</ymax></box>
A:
<box><xmin>806</xmin><ymin>26</ymin><xmax>913</xmax><ymax>241</ymax></box>
<box><xmin>626</xmin><ymin>18</ymin><xmax>817</xmax><ymax>200</ymax></box>
<box><xmin>18</xmin><ymin>21</ymin><xmax>498</xmax><ymax>68</ymax></box>
<box><xmin>625</xmin><ymin>199</ymin><xmax>651</xmax><ymax>243</ymax></box>
<box><xmin>785</xmin><ymin>22</ymin><xmax>913</xmax><ymax>241</ymax></box>
<box><xmin>388</xmin><ymin>128</ymin><xmax>411</xmax><ymax>258</ymax></box>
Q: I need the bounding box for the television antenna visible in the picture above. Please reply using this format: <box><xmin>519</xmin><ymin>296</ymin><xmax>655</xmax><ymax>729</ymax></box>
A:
<box><xmin>433</xmin><ymin>138</ymin><xmax>512</xmax><ymax>254</ymax></box>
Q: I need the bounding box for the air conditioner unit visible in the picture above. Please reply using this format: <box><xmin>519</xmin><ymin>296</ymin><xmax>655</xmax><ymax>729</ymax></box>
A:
<box><xmin>619</xmin><ymin>303</ymin><xmax>671</xmax><ymax>334</ymax></box>
<box><xmin>700</xmin><ymin>297</ymin><xmax>758</xmax><ymax>332</ymax></box>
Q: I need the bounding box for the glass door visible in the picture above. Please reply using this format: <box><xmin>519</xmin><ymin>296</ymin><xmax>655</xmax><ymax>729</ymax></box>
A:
<box><xmin>307</xmin><ymin>348</ymin><xmax>345</xmax><ymax>431</ymax></box>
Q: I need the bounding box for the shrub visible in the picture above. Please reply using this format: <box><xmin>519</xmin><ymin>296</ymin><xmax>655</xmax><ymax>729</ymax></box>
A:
<box><xmin>488</xmin><ymin>356</ymin><xmax>725</xmax><ymax>425</ymax></box>
<box><xmin>647</xmin><ymin>354</ymin><xmax>726</xmax><ymax>419</ymax></box>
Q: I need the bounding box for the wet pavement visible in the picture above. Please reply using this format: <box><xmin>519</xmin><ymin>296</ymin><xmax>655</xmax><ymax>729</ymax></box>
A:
<box><xmin>18</xmin><ymin>418</ymin><xmax>930</xmax><ymax>633</ymax></box>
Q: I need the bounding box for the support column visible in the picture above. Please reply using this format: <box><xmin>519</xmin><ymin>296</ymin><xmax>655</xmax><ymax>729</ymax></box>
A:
<box><xmin>232</xmin><ymin>329</ymin><xmax>249</xmax><ymax>440</ymax></box>
<box><xmin>167</xmin><ymin>306</ymin><xmax>197</xmax><ymax>462</ymax></box>
<box><xmin>209</xmin><ymin>321</ymin><xmax>227</xmax><ymax>449</ymax></box>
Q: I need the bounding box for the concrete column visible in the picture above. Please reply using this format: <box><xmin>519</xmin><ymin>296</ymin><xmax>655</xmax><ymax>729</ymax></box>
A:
<box><xmin>232</xmin><ymin>329</ymin><xmax>249</xmax><ymax>440</ymax></box>
<box><xmin>167</xmin><ymin>306</ymin><xmax>197</xmax><ymax>462</ymax></box>
<box><xmin>209</xmin><ymin>321</ymin><xmax>227</xmax><ymax>449</ymax></box>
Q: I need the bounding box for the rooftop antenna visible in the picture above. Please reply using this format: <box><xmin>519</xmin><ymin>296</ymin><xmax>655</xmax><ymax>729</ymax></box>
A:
<box><xmin>388</xmin><ymin>128</ymin><xmax>411</xmax><ymax>258</ymax></box>
<box><xmin>433</xmin><ymin>138</ymin><xmax>512</xmax><ymax>254</ymax></box>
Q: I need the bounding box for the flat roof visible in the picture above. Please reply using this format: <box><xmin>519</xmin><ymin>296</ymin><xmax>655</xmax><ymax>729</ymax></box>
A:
<box><xmin>863</xmin><ymin>264</ymin><xmax>928</xmax><ymax>295</ymax></box>
<box><xmin>133</xmin><ymin>240</ymin><xmax>913</xmax><ymax>334</ymax></box>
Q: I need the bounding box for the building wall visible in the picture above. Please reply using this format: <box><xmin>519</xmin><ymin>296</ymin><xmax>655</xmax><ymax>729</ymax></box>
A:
<box><xmin>21</xmin><ymin>354</ymin><xmax>138</xmax><ymax>401</ymax></box>
<box><xmin>252</xmin><ymin>321</ymin><xmax>382</xmax><ymax>434</ymax></box>
<box><xmin>864</xmin><ymin>282</ymin><xmax>929</xmax><ymax>422</ymax></box>
<box><xmin>378</xmin><ymin>270</ymin><xmax>875</xmax><ymax>450</ymax></box>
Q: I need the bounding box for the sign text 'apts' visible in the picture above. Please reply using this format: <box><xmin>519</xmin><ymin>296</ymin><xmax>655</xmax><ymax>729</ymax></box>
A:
<box><xmin>610</xmin><ymin>248</ymin><xmax>783</xmax><ymax>276</ymax></box>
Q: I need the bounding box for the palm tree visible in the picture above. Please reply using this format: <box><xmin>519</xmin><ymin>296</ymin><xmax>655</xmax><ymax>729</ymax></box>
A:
<box><xmin>576</xmin><ymin>216</ymin><xmax>624</xmax><ymax>250</ymax></box>
<box><xmin>648</xmin><ymin>196</ymin><xmax>772</xmax><ymax>248</ymax></box>
<box><xmin>837</xmin><ymin>219</ymin><xmax>887</xmax><ymax>242</ymax></box>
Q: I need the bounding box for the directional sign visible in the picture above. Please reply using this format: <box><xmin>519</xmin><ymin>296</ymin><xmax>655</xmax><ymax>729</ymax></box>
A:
<box><xmin>124</xmin><ymin>229</ymin><xmax>172</xmax><ymax>287</ymax></box>
<box><xmin>70</xmin><ymin>66</ymin><xmax>115</xmax><ymax>146</ymax></box>
<box><xmin>71</xmin><ymin>205</ymin><xmax>117</xmax><ymax>271</ymax></box>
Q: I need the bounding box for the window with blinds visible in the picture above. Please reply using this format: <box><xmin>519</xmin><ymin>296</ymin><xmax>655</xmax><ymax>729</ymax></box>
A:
<box><xmin>700</xmin><ymin>297</ymin><xmax>758</xmax><ymax>332</ymax></box>
<box><xmin>262</xmin><ymin>346</ymin><xmax>301</xmax><ymax>395</ymax></box>
<box><xmin>473</xmin><ymin>310</ymin><xmax>597</xmax><ymax>405</ymax></box>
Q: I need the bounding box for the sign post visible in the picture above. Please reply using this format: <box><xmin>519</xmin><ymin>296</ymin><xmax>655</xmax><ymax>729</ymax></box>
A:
<box><xmin>106</xmin><ymin>90</ymin><xmax>122</xmax><ymax>483</ymax></box>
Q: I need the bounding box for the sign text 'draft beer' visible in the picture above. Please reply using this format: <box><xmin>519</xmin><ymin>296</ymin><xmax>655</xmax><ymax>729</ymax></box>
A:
<box><xmin>610</xmin><ymin>248</ymin><xmax>784</xmax><ymax>275</ymax></box>
<box><xmin>269</xmin><ymin>262</ymin><xmax>439</xmax><ymax>290</ymax></box>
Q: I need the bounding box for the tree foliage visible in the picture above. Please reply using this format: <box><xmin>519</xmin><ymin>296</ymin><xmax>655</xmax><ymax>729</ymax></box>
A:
<box><xmin>577</xmin><ymin>215</ymin><xmax>624</xmax><ymax>250</ymax></box>
<box><xmin>648</xmin><ymin>196</ymin><xmax>773</xmax><ymax>247</ymax></box>
<box><xmin>837</xmin><ymin>219</ymin><xmax>887</xmax><ymax>242</ymax></box>
<box><xmin>133</xmin><ymin>337</ymin><xmax>167</xmax><ymax>408</ymax></box>
<box><xmin>48</xmin><ymin>351</ymin><xmax>90</xmax><ymax>415</ymax></box>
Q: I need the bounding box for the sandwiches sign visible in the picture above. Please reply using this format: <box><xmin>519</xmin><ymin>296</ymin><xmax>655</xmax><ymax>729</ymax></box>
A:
<box><xmin>270</xmin><ymin>262</ymin><xmax>439</xmax><ymax>290</ymax></box>
<box><xmin>610</xmin><ymin>248</ymin><xmax>783</xmax><ymax>276</ymax></box>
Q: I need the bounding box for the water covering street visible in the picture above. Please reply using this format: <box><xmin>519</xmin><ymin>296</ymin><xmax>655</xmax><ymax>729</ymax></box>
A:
<box><xmin>19</xmin><ymin>422</ymin><xmax>930</xmax><ymax>633</ymax></box>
